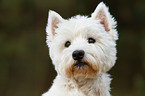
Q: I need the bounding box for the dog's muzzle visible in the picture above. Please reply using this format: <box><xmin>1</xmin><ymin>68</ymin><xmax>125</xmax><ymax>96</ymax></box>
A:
<box><xmin>72</xmin><ymin>50</ymin><xmax>88</xmax><ymax>67</ymax></box>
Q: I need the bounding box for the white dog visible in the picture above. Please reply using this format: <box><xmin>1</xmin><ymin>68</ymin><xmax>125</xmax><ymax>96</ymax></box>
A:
<box><xmin>42</xmin><ymin>2</ymin><xmax>118</xmax><ymax>96</ymax></box>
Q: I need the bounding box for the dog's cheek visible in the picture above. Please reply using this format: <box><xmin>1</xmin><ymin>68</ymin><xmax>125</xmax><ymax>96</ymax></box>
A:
<box><xmin>57</xmin><ymin>64</ymin><xmax>67</xmax><ymax>77</ymax></box>
<box><xmin>100</xmin><ymin>47</ymin><xmax>117</xmax><ymax>73</ymax></box>
<box><xmin>55</xmin><ymin>51</ymin><xmax>74</xmax><ymax>78</ymax></box>
<box><xmin>64</xmin><ymin>65</ymin><xmax>74</xmax><ymax>78</ymax></box>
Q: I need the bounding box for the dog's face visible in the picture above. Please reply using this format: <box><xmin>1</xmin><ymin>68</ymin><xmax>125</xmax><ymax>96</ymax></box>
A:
<box><xmin>46</xmin><ymin>2</ymin><xmax>118</xmax><ymax>79</ymax></box>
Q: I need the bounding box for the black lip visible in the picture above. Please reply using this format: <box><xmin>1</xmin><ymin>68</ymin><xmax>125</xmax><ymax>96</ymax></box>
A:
<box><xmin>74</xmin><ymin>61</ymin><xmax>88</xmax><ymax>68</ymax></box>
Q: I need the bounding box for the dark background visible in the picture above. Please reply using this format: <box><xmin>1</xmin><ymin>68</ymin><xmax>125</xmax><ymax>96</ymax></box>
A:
<box><xmin>0</xmin><ymin>0</ymin><xmax>145</xmax><ymax>96</ymax></box>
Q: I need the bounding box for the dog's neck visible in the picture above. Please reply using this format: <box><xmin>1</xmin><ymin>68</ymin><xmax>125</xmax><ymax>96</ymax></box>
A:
<box><xmin>74</xmin><ymin>77</ymin><xmax>99</xmax><ymax>95</ymax></box>
<box><xmin>59</xmin><ymin>73</ymin><xmax>111</xmax><ymax>96</ymax></box>
<box><xmin>74</xmin><ymin>76</ymin><xmax>99</xmax><ymax>88</ymax></box>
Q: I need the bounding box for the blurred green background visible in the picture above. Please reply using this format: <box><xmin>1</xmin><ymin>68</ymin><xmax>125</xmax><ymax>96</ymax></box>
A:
<box><xmin>0</xmin><ymin>0</ymin><xmax>145</xmax><ymax>96</ymax></box>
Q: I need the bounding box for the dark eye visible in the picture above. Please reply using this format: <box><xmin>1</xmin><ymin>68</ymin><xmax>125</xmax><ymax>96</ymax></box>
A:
<box><xmin>65</xmin><ymin>41</ymin><xmax>71</xmax><ymax>47</ymax></box>
<box><xmin>88</xmin><ymin>38</ymin><xmax>96</xmax><ymax>43</ymax></box>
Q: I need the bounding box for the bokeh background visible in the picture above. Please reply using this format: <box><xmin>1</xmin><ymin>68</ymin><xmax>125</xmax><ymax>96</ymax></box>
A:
<box><xmin>0</xmin><ymin>0</ymin><xmax>145</xmax><ymax>96</ymax></box>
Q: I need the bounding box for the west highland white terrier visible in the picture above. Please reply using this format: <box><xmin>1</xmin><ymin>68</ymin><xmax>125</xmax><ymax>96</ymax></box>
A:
<box><xmin>42</xmin><ymin>2</ymin><xmax>118</xmax><ymax>96</ymax></box>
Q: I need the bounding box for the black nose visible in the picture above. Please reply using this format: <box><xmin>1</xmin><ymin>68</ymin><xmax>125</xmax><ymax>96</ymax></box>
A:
<box><xmin>72</xmin><ymin>50</ymin><xmax>85</xmax><ymax>61</ymax></box>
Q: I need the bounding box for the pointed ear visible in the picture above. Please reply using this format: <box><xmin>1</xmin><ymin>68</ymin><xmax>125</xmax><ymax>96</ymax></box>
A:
<box><xmin>46</xmin><ymin>10</ymin><xmax>63</xmax><ymax>36</ymax></box>
<box><xmin>91</xmin><ymin>2</ymin><xmax>116</xmax><ymax>32</ymax></box>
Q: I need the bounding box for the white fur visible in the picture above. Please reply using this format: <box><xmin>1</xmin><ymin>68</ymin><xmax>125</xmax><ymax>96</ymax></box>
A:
<box><xmin>43</xmin><ymin>2</ymin><xmax>118</xmax><ymax>96</ymax></box>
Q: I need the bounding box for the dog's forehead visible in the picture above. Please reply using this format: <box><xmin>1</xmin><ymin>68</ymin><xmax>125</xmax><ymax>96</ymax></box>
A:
<box><xmin>56</xmin><ymin>16</ymin><xmax>104</xmax><ymax>37</ymax></box>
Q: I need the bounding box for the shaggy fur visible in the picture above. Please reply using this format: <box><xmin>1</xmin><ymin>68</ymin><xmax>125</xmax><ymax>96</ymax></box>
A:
<box><xmin>42</xmin><ymin>2</ymin><xmax>118</xmax><ymax>96</ymax></box>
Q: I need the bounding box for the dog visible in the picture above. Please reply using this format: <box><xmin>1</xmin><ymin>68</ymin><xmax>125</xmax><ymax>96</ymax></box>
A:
<box><xmin>42</xmin><ymin>2</ymin><xmax>118</xmax><ymax>96</ymax></box>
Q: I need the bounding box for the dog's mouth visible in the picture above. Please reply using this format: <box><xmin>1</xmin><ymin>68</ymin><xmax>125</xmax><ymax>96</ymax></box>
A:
<box><xmin>73</xmin><ymin>61</ymin><xmax>88</xmax><ymax>68</ymax></box>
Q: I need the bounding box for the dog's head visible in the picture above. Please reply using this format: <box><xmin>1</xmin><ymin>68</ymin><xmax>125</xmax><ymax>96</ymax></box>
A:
<box><xmin>46</xmin><ymin>2</ymin><xmax>118</xmax><ymax>79</ymax></box>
